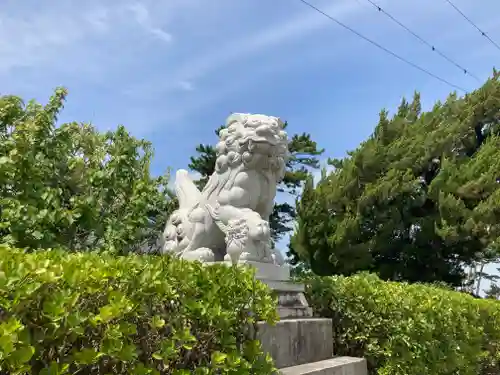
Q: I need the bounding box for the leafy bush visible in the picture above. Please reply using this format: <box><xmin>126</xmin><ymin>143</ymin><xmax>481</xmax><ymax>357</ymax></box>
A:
<box><xmin>303</xmin><ymin>273</ymin><xmax>500</xmax><ymax>375</ymax></box>
<box><xmin>0</xmin><ymin>246</ymin><xmax>278</xmax><ymax>374</ymax></box>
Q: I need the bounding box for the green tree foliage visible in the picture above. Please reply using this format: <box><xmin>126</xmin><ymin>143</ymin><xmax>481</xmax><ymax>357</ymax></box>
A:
<box><xmin>291</xmin><ymin>72</ymin><xmax>500</xmax><ymax>286</ymax></box>
<box><xmin>303</xmin><ymin>273</ymin><xmax>500</xmax><ymax>375</ymax></box>
<box><xmin>0</xmin><ymin>88</ymin><xmax>175</xmax><ymax>254</ymax></box>
<box><xmin>0</xmin><ymin>245</ymin><xmax>277</xmax><ymax>374</ymax></box>
<box><xmin>188</xmin><ymin>123</ymin><xmax>323</xmax><ymax>243</ymax></box>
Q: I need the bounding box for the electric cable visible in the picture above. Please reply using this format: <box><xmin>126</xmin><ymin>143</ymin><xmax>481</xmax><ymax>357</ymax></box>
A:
<box><xmin>443</xmin><ymin>0</ymin><xmax>500</xmax><ymax>52</ymax></box>
<box><xmin>297</xmin><ymin>0</ymin><xmax>468</xmax><ymax>93</ymax></box>
<box><xmin>365</xmin><ymin>0</ymin><xmax>480</xmax><ymax>81</ymax></box>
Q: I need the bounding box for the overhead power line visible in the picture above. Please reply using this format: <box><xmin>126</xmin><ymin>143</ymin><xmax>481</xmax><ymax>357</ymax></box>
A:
<box><xmin>297</xmin><ymin>0</ymin><xmax>467</xmax><ymax>93</ymax></box>
<box><xmin>364</xmin><ymin>0</ymin><xmax>480</xmax><ymax>81</ymax></box>
<box><xmin>443</xmin><ymin>0</ymin><xmax>500</xmax><ymax>52</ymax></box>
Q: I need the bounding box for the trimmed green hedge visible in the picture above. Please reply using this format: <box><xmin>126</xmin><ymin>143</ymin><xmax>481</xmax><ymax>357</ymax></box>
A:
<box><xmin>304</xmin><ymin>273</ymin><xmax>500</xmax><ymax>375</ymax></box>
<box><xmin>0</xmin><ymin>246</ymin><xmax>278</xmax><ymax>374</ymax></box>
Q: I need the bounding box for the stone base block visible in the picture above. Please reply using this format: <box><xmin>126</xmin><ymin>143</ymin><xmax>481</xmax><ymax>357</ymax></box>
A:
<box><xmin>224</xmin><ymin>260</ymin><xmax>291</xmax><ymax>281</ymax></box>
<box><xmin>256</xmin><ymin>318</ymin><xmax>333</xmax><ymax>369</ymax></box>
<box><xmin>279</xmin><ymin>357</ymin><xmax>368</xmax><ymax>375</ymax></box>
<box><xmin>262</xmin><ymin>280</ymin><xmax>313</xmax><ymax>319</ymax></box>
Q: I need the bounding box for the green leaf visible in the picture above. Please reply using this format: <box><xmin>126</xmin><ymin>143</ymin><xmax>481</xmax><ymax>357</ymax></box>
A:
<box><xmin>117</xmin><ymin>343</ymin><xmax>137</xmax><ymax>362</ymax></box>
<box><xmin>73</xmin><ymin>348</ymin><xmax>101</xmax><ymax>365</ymax></box>
<box><xmin>150</xmin><ymin>316</ymin><xmax>165</xmax><ymax>329</ymax></box>
<box><xmin>152</xmin><ymin>352</ymin><xmax>163</xmax><ymax>361</ymax></box>
<box><xmin>39</xmin><ymin>362</ymin><xmax>69</xmax><ymax>375</ymax></box>
<box><xmin>211</xmin><ymin>351</ymin><xmax>227</xmax><ymax>365</ymax></box>
<box><xmin>97</xmin><ymin>305</ymin><xmax>116</xmax><ymax>322</ymax></box>
<box><xmin>10</xmin><ymin>345</ymin><xmax>34</xmax><ymax>364</ymax></box>
<box><xmin>0</xmin><ymin>156</ymin><xmax>11</xmax><ymax>164</ymax></box>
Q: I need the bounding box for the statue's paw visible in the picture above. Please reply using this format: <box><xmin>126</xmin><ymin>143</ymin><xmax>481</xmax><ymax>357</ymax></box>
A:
<box><xmin>223</xmin><ymin>254</ymin><xmax>232</xmax><ymax>262</ymax></box>
<box><xmin>162</xmin><ymin>241</ymin><xmax>177</xmax><ymax>254</ymax></box>
<box><xmin>181</xmin><ymin>247</ymin><xmax>215</xmax><ymax>262</ymax></box>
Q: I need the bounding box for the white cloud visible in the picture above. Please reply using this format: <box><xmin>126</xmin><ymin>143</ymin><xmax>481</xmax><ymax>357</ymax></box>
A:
<box><xmin>178</xmin><ymin>80</ymin><xmax>195</xmax><ymax>91</ymax></box>
<box><xmin>0</xmin><ymin>11</ymin><xmax>92</xmax><ymax>72</ymax></box>
<box><xmin>0</xmin><ymin>1</ymin><xmax>174</xmax><ymax>75</ymax></box>
<box><xmin>127</xmin><ymin>0</ymin><xmax>368</xmax><ymax>96</ymax></box>
<box><xmin>127</xmin><ymin>2</ymin><xmax>172</xmax><ymax>42</ymax></box>
<box><xmin>84</xmin><ymin>6</ymin><xmax>110</xmax><ymax>32</ymax></box>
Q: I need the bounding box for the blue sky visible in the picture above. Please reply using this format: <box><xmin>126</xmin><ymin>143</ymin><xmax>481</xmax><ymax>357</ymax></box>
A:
<box><xmin>2</xmin><ymin>0</ymin><xmax>500</xmax><ymax>289</ymax></box>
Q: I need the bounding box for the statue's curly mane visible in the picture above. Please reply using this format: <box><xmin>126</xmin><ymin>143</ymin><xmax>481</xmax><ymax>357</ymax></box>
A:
<box><xmin>212</xmin><ymin>113</ymin><xmax>288</xmax><ymax>179</ymax></box>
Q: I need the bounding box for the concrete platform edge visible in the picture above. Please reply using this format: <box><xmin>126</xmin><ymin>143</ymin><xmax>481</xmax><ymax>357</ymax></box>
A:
<box><xmin>279</xmin><ymin>357</ymin><xmax>368</xmax><ymax>375</ymax></box>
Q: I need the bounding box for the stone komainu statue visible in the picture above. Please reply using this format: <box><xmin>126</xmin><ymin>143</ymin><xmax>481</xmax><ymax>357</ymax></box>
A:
<box><xmin>162</xmin><ymin>113</ymin><xmax>288</xmax><ymax>265</ymax></box>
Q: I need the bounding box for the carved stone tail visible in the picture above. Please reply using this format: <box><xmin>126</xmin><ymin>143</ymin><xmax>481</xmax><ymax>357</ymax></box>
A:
<box><xmin>175</xmin><ymin>169</ymin><xmax>202</xmax><ymax>209</ymax></box>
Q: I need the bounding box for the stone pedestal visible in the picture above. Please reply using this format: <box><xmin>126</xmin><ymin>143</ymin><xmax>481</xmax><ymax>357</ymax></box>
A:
<box><xmin>235</xmin><ymin>260</ymin><xmax>367</xmax><ymax>375</ymax></box>
<box><xmin>235</xmin><ymin>260</ymin><xmax>313</xmax><ymax>319</ymax></box>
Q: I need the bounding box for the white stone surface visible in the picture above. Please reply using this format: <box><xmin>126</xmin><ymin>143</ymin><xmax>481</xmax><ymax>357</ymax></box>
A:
<box><xmin>161</xmin><ymin>113</ymin><xmax>290</xmax><ymax>274</ymax></box>
<box><xmin>225</xmin><ymin>260</ymin><xmax>291</xmax><ymax>281</ymax></box>
<box><xmin>279</xmin><ymin>357</ymin><xmax>368</xmax><ymax>375</ymax></box>
<box><xmin>256</xmin><ymin>319</ymin><xmax>334</xmax><ymax>369</ymax></box>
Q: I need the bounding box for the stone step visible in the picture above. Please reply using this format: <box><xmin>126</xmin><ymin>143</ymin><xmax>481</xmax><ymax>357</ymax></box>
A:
<box><xmin>279</xmin><ymin>357</ymin><xmax>368</xmax><ymax>375</ymax></box>
<box><xmin>256</xmin><ymin>318</ymin><xmax>333</xmax><ymax>369</ymax></box>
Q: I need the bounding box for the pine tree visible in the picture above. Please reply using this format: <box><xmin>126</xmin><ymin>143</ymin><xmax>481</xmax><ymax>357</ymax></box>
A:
<box><xmin>291</xmin><ymin>71</ymin><xmax>500</xmax><ymax>286</ymax></box>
